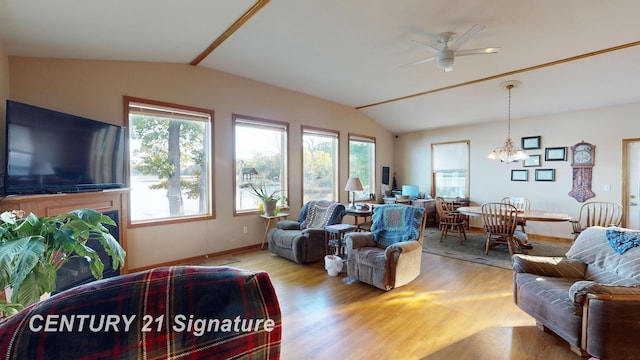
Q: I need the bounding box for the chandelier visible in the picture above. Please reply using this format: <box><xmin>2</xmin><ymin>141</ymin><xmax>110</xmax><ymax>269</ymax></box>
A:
<box><xmin>488</xmin><ymin>80</ymin><xmax>529</xmax><ymax>163</ymax></box>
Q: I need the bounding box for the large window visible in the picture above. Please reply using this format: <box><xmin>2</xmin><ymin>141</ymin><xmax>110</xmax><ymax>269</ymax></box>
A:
<box><xmin>302</xmin><ymin>126</ymin><xmax>339</xmax><ymax>202</ymax></box>
<box><xmin>431</xmin><ymin>141</ymin><xmax>469</xmax><ymax>198</ymax></box>
<box><xmin>348</xmin><ymin>134</ymin><xmax>376</xmax><ymax>200</ymax></box>
<box><xmin>125</xmin><ymin>97</ymin><xmax>213</xmax><ymax>224</ymax></box>
<box><xmin>234</xmin><ymin>115</ymin><xmax>288</xmax><ymax>214</ymax></box>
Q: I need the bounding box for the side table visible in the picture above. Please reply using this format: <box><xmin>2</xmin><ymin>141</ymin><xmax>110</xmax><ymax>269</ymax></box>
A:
<box><xmin>325</xmin><ymin>223</ymin><xmax>357</xmax><ymax>258</ymax></box>
<box><xmin>260</xmin><ymin>213</ymin><xmax>289</xmax><ymax>249</ymax></box>
<box><xmin>344</xmin><ymin>208</ymin><xmax>373</xmax><ymax>225</ymax></box>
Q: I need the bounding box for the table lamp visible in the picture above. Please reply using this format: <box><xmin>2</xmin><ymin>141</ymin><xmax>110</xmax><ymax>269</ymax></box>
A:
<box><xmin>345</xmin><ymin>177</ymin><xmax>363</xmax><ymax>209</ymax></box>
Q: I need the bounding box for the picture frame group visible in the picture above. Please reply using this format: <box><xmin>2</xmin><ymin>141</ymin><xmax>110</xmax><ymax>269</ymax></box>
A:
<box><xmin>535</xmin><ymin>168</ymin><xmax>555</xmax><ymax>181</ymax></box>
<box><xmin>545</xmin><ymin>147</ymin><xmax>567</xmax><ymax>161</ymax></box>
<box><xmin>521</xmin><ymin>136</ymin><xmax>541</xmax><ymax>150</ymax></box>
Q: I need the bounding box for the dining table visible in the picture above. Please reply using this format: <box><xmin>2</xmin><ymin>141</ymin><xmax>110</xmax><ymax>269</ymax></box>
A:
<box><xmin>455</xmin><ymin>206</ymin><xmax>572</xmax><ymax>252</ymax></box>
<box><xmin>455</xmin><ymin>206</ymin><xmax>572</xmax><ymax>222</ymax></box>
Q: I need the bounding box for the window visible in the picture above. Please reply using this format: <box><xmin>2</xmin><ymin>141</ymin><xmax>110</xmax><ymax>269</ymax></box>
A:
<box><xmin>125</xmin><ymin>97</ymin><xmax>213</xmax><ymax>224</ymax></box>
<box><xmin>431</xmin><ymin>141</ymin><xmax>469</xmax><ymax>198</ymax></box>
<box><xmin>302</xmin><ymin>126</ymin><xmax>339</xmax><ymax>202</ymax></box>
<box><xmin>234</xmin><ymin>115</ymin><xmax>288</xmax><ymax>214</ymax></box>
<box><xmin>348</xmin><ymin>134</ymin><xmax>376</xmax><ymax>200</ymax></box>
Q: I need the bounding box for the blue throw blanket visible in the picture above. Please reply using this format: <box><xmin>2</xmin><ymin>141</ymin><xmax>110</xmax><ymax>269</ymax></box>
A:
<box><xmin>371</xmin><ymin>204</ymin><xmax>424</xmax><ymax>248</ymax></box>
<box><xmin>606</xmin><ymin>227</ymin><xmax>640</xmax><ymax>254</ymax></box>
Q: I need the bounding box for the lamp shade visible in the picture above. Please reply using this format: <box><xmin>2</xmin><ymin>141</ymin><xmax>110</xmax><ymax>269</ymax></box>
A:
<box><xmin>344</xmin><ymin>177</ymin><xmax>363</xmax><ymax>191</ymax></box>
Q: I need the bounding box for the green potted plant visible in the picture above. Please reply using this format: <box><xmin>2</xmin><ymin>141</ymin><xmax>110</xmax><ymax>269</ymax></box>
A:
<box><xmin>0</xmin><ymin>208</ymin><xmax>126</xmax><ymax>308</ymax></box>
<box><xmin>248</xmin><ymin>182</ymin><xmax>280</xmax><ymax>216</ymax></box>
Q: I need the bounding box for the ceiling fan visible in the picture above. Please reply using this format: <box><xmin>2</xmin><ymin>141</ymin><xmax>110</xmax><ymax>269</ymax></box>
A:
<box><xmin>404</xmin><ymin>24</ymin><xmax>501</xmax><ymax>72</ymax></box>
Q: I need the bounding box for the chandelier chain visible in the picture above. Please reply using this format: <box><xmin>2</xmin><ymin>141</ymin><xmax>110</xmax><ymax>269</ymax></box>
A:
<box><xmin>488</xmin><ymin>81</ymin><xmax>528</xmax><ymax>163</ymax></box>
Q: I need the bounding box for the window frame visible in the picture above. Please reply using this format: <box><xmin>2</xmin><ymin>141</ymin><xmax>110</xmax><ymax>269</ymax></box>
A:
<box><xmin>124</xmin><ymin>96</ymin><xmax>215</xmax><ymax>228</ymax></box>
<box><xmin>348</xmin><ymin>133</ymin><xmax>376</xmax><ymax>201</ymax></box>
<box><xmin>301</xmin><ymin>126</ymin><xmax>340</xmax><ymax>202</ymax></box>
<box><xmin>233</xmin><ymin>114</ymin><xmax>289</xmax><ymax>216</ymax></box>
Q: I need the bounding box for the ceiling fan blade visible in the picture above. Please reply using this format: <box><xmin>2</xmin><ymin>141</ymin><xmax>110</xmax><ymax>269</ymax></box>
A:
<box><xmin>409</xmin><ymin>39</ymin><xmax>440</xmax><ymax>54</ymax></box>
<box><xmin>454</xmin><ymin>47</ymin><xmax>501</xmax><ymax>56</ymax></box>
<box><xmin>449</xmin><ymin>24</ymin><xmax>485</xmax><ymax>50</ymax></box>
<box><xmin>401</xmin><ymin>56</ymin><xmax>436</xmax><ymax>67</ymax></box>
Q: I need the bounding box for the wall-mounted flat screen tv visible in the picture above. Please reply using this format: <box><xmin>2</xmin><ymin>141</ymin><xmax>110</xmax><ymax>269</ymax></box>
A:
<box><xmin>4</xmin><ymin>100</ymin><xmax>125</xmax><ymax>195</ymax></box>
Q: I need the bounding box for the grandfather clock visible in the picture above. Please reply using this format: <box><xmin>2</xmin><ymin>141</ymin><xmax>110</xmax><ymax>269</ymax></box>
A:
<box><xmin>568</xmin><ymin>141</ymin><xmax>596</xmax><ymax>202</ymax></box>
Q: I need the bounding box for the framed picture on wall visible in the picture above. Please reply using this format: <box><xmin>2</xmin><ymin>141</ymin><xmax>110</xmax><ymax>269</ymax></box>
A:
<box><xmin>535</xmin><ymin>169</ymin><xmax>555</xmax><ymax>181</ymax></box>
<box><xmin>523</xmin><ymin>155</ymin><xmax>541</xmax><ymax>167</ymax></box>
<box><xmin>545</xmin><ymin>147</ymin><xmax>567</xmax><ymax>161</ymax></box>
<box><xmin>511</xmin><ymin>169</ymin><xmax>529</xmax><ymax>181</ymax></box>
<box><xmin>521</xmin><ymin>136</ymin><xmax>541</xmax><ymax>150</ymax></box>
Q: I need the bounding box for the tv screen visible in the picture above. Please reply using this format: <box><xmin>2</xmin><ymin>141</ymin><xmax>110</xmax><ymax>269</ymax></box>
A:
<box><xmin>4</xmin><ymin>100</ymin><xmax>125</xmax><ymax>195</ymax></box>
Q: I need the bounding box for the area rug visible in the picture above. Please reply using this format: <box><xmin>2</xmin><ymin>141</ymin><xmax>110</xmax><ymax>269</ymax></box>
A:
<box><xmin>422</xmin><ymin>230</ymin><xmax>571</xmax><ymax>269</ymax></box>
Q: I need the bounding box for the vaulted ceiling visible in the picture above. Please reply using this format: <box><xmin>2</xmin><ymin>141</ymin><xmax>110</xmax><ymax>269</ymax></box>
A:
<box><xmin>1</xmin><ymin>0</ymin><xmax>639</xmax><ymax>133</ymax></box>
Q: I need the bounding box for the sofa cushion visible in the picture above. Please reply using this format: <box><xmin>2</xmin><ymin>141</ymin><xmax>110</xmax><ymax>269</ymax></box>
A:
<box><xmin>276</xmin><ymin>220</ymin><xmax>301</xmax><ymax>230</ymax></box>
<box><xmin>515</xmin><ymin>273</ymin><xmax>583</xmax><ymax>346</ymax></box>
<box><xmin>512</xmin><ymin>254</ymin><xmax>586</xmax><ymax>278</ymax></box>
<box><xmin>566</xmin><ymin>226</ymin><xmax>640</xmax><ymax>282</ymax></box>
<box><xmin>353</xmin><ymin>247</ymin><xmax>387</xmax><ymax>269</ymax></box>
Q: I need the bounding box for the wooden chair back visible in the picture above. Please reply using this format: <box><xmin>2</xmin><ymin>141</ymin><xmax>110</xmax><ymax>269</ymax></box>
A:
<box><xmin>395</xmin><ymin>194</ymin><xmax>411</xmax><ymax>204</ymax></box>
<box><xmin>481</xmin><ymin>202</ymin><xmax>519</xmax><ymax>237</ymax></box>
<box><xmin>435</xmin><ymin>196</ymin><xmax>458</xmax><ymax>215</ymax></box>
<box><xmin>577</xmin><ymin>201</ymin><xmax>623</xmax><ymax>229</ymax></box>
<box><xmin>501</xmin><ymin>196</ymin><xmax>531</xmax><ymax>211</ymax></box>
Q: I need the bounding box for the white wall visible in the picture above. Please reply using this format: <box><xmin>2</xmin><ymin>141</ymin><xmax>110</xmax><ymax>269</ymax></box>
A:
<box><xmin>7</xmin><ymin>57</ymin><xmax>394</xmax><ymax>269</ymax></box>
<box><xmin>395</xmin><ymin>102</ymin><xmax>640</xmax><ymax>239</ymax></box>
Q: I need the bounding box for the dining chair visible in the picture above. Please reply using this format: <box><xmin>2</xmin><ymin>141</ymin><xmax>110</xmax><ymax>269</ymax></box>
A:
<box><xmin>570</xmin><ymin>201</ymin><xmax>623</xmax><ymax>240</ymax></box>
<box><xmin>395</xmin><ymin>194</ymin><xmax>411</xmax><ymax>204</ymax></box>
<box><xmin>435</xmin><ymin>196</ymin><xmax>466</xmax><ymax>244</ymax></box>
<box><xmin>501</xmin><ymin>196</ymin><xmax>531</xmax><ymax>233</ymax></box>
<box><xmin>481</xmin><ymin>202</ymin><xmax>519</xmax><ymax>255</ymax></box>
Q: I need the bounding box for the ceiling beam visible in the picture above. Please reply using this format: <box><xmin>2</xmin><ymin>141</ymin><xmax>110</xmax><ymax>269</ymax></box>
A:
<box><xmin>356</xmin><ymin>40</ymin><xmax>640</xmax><ymax>110</ymax></box>
<box><xmin>190</xmin><ymin>0</ymin><xmax>270</xmax><ymax>66</ymax></box>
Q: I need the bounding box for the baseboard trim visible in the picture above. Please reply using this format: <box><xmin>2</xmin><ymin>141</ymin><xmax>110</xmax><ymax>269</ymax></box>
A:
<box><xmin>128</xmin><ymin>243</ymin><xmax>262</xmax><ymax>273</ymax></box>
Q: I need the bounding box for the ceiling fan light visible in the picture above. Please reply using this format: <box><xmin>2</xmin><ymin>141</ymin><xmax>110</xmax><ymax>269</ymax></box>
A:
<box><xmin>436</xmin><ymin>49</ymin><xmax>454</xmax><ymax>69</ymax></box>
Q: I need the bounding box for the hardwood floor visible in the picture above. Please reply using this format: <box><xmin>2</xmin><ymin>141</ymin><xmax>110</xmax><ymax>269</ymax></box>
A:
<box><xmin>200</xmin><ymin>241</ymin><xmax>581</xmax><ymax>359</ymax></box>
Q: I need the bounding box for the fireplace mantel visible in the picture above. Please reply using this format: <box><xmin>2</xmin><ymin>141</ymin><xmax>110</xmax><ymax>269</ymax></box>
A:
<box><xmin>0</xmin><ymin>188</ymin><xmax>130</xmax><ymax>274</ymax></box>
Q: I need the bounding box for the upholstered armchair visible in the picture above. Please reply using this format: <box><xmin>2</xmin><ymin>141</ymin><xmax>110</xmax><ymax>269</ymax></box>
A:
<box><xmin>513</xmin><ymin>226</ymin><xmax>640</xmax><ymax>358</ymax></box>
<box><xmin>268</xmin><ymin>200</ymin><xmax>345</xmax><ymax>264</ymax></box>
<box><xmin>0</xmin><ymin>266</ymin><xmax>282</xmax><ymax>359</ymax></box>
<box><xmin>345</xmin><ymin>204</ymin><xmax>426</xmax><ymax>291</ymax></box>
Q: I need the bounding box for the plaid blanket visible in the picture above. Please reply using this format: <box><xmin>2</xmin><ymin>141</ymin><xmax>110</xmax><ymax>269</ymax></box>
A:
<box><xmin>300</xmin><ymin>200</ymin><xmax>341</xmax><ymax>230</ymax></box>
<box><xmin>0</xmin><ymin>266</ymin><xmax>281</xmax><ymax>359</ymax></box>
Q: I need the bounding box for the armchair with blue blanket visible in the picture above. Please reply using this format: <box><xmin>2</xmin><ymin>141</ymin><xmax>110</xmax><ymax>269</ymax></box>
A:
<box><xmin>345</xmin><ymin>204</ymin><xmax>426</xmax><ymax>291</ymax></box>
<box><xmin>268</xmin><ymin>200</ymin><xmax>345</xmax><ymax>264</ymax></box>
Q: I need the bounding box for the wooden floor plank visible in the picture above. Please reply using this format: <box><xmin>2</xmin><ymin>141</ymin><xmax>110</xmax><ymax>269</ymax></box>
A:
<box><xmin>200</xmin><ymin>244</ymin><xmax>580</xmax><ymax>359</ymax></box>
